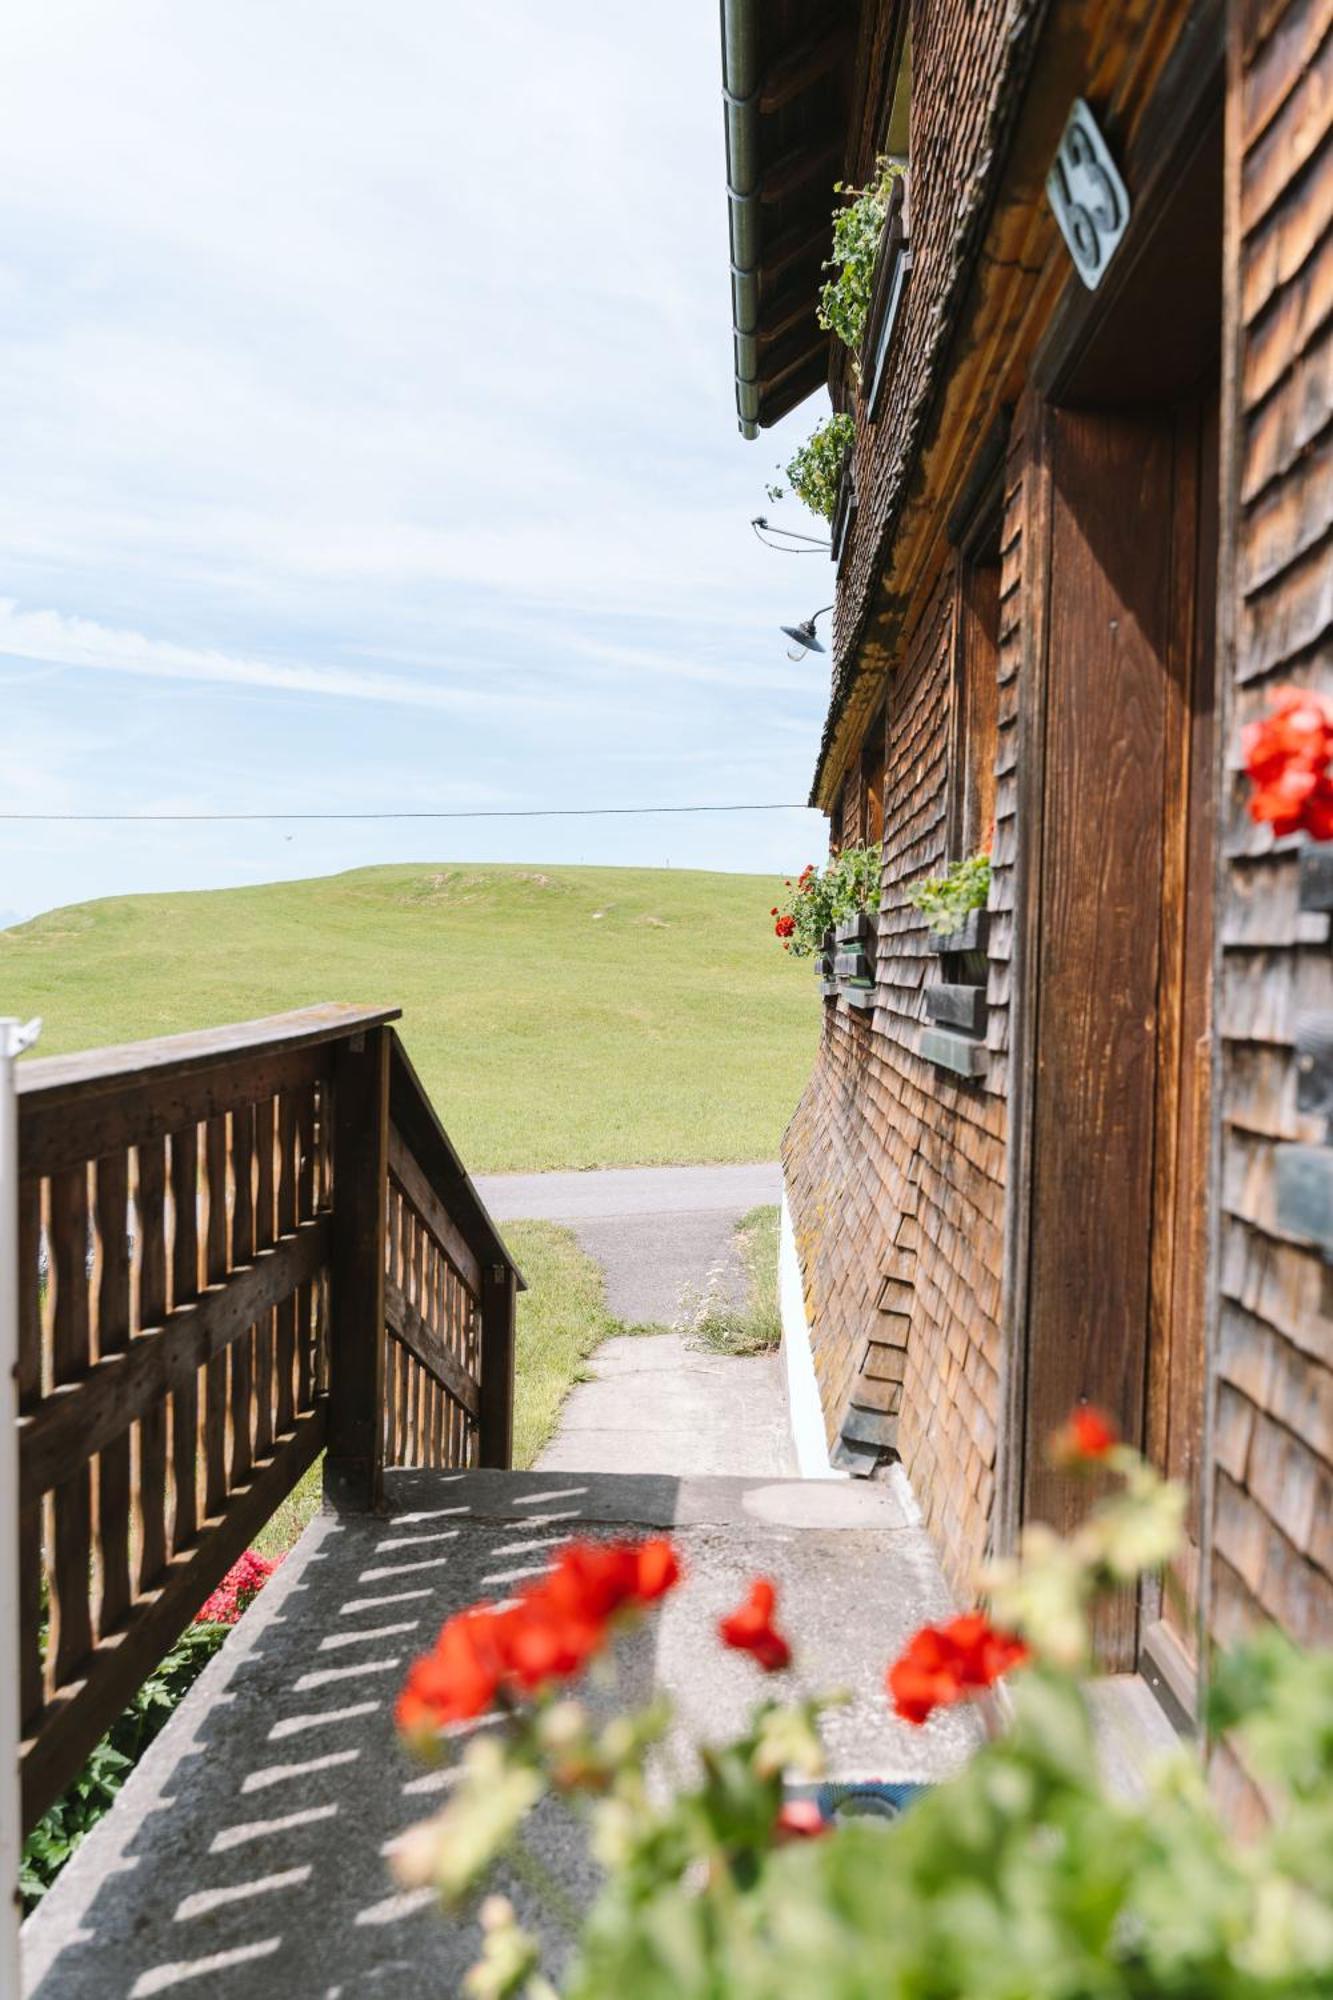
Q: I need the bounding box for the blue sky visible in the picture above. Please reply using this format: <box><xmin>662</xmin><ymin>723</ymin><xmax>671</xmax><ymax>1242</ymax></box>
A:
<box><xmin>0</xmin><ymin>1</ymin><xmax>833</xmax><ymax>925</ymax></box>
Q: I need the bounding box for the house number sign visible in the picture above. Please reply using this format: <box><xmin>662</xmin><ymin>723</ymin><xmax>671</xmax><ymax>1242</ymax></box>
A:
<box><xmin>1045</xmin><ymin>98</ymin><xmax>1130</xmax><ymax>289</ymax></box>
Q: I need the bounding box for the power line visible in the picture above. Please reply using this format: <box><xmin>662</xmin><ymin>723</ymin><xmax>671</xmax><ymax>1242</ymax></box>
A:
<box><xmin>3</xmin><ymin>801</ymin><xmax>812</xmax><ymax>825</ymax></box>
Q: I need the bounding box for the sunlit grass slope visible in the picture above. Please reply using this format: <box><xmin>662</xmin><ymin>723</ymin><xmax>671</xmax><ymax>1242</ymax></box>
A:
<box><xmin>1</xmin><ymin>863</ymin><xmax>818</xmax><ymax>1171</ymax></box>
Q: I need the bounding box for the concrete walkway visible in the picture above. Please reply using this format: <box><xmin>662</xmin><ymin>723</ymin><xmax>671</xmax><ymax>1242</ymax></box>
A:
<box><xmin>474</xmin><ymin>1162</ymin><xmax>797</xmax><ymax>1481</ymax></box>
<box><xmin>22</xmin><ymin>1470</ymin><xmax>978</xmax><ymax>1999</ymax></box>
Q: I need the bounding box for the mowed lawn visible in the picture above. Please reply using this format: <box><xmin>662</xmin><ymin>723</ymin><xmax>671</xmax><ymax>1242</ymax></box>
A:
<box><xmin>1</xmin><ymin>862</ymin><xmax>818</xmax><ymax>1170</ymax></box>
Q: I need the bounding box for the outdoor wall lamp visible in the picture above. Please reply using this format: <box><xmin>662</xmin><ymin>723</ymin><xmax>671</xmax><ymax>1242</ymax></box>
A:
<box><xmin>781</xmin><ymin>605</ymin><xmax>833</xmax><ymax>660</ymax></box>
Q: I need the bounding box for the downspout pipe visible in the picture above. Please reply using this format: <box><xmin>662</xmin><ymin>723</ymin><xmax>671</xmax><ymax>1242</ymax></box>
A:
<box><xmin>720</xmin><ymin>0</ymin><xmax>762</xmax><ymax>438</ymax></box>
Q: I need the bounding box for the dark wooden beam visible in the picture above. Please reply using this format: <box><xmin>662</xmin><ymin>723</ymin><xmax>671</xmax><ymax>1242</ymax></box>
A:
<box><xmin>759</xmin><ymin>21</ymin><xmax>853</xmax><ymax>116</ymax></box>
<box><xmin>760</xmin><ymin>137</ymin><xmax>842</xmax><ymax>206</ymax></box>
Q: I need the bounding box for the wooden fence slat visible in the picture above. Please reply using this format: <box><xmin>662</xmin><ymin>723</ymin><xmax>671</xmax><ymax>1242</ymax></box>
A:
<box><xmin>325</xmin><ymin>1029</ymin><xmax>389</xmax><ymax>1509</ymax></box>
<box><xmin>274</xmin><ymin>1094</ymin><xmax>298</xmax><ymax>1438</ymax></box>
<box><xmin>253</xmin><ymin>1098</ymin><xmax>276</xmax><ymax>1461</ymax></box>
<box><xmin>95</xmin><ymin>1153</ymin><xmax>132</xmax><ymax>1633</ymax></box>
<box><xmin>49</xmin><ymin>1165</ymin><xmax>93</xmax><ymax>1690</ymax></box>
<box><xmin>230</xmin><ymin>1105</ymin><xmax>255</xmax><ymax>1487</ymax></box>
<box><xmin>134</xmin><ymin>1141</ymin><xmax>168</xmax><ymax>1591</ymax></box>
<box><xmin>296</xmin><ymin>1085</ymin><xmax>316</xmax><ymax>1413</ymax></box>
<box><xmin>17</xmin><ymin>1178</ymin><xmax>44</xmax><ymax>1730</ymax></box>
<box><xmin>169</xmin><ymin>1127</ymin><xmax>200</xmax><ymax>1554</ymax></box>
<box><xmin>202</xmin><ymin>1115</ymin><xmax>230</xmax><ymax>1519</ymax></box>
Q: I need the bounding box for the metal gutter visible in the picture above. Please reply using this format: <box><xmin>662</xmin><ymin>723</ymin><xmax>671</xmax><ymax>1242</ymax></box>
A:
<box><xmin>720</xmin><ymin>0</ymin><xmax>762</xmax><ymax>438</ymax></box>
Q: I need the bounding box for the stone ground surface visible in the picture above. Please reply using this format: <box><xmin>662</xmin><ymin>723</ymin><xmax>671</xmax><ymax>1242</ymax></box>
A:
<box><xmin>22</xmin><ymin>1470</ymin><xmax>977</xmax><ymax>1999</ymax></box>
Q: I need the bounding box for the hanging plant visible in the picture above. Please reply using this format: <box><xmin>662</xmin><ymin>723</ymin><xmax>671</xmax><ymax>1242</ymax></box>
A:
<box><xmin>765</xmin><ymin>411</ymin><xmax>854</xmax><ymax>523</ymax></box>
<box><xmin>818</xmin><ymin>159</ymin><xmax>903</xmax><ymax>369</ymax></box>
<box><xmin>907</xmin><ymin>850</ymin><xmax>991</xmax><ymax>935</ymax></box>
<box><xmin>771</xmin><ymin>846</ymin><xmax>880</xmax><ymax>956</ymax></box>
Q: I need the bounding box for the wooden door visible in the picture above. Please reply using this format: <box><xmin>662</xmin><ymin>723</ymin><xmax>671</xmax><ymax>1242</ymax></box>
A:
<box><xmin>1023</xmin><ymin>398</ymin><xmax>1216</xmax><ymax>1673</ymax></box>
<box><xmin>1142</xmin><ymin>393</ymin><xmax>1218</xmax><ymax>1696</ymax></box>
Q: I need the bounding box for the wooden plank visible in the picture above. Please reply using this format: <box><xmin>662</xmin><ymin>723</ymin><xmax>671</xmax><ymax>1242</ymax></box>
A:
<box><xmin>920</xmin><ymin>1028</ymin><xmax>988</xmax><ymax>1078</ymax></box>
<box><xmin>253</xmin><ymin>1097</ymin><xmax>276</xmax><ymax>1462</ymax></box>
<box><xmin>228</xmin><ymin>1104</ymin><xmax>255</xmax><ymax>1487</ymax></box>
<box><xmin>295</xmin><ymin>1085</ymin><xmax>316</xmax><ymax>1412</ymax></box>
<box><xmin>384</xmin><ymin>1280</ymin><xmax>481</xmax><ymax>1420</ymax></box>
<box><xmin>95</xmin><ymin>1152</ymin><xmax>132</xmax><ymax>1633</ymax></box>
<box><xmin>19</xmin><ymin>1042</ymin><xmax>331</xmax><ymax>1182</ymax></box>
<box><xmin>274</xmin><ymin>1094</ymin><xmax>298</xmax><ymax>1439</ymax></box>
<box><xmin>135</xmin><ymin>1140</ymin><xmax>170</xmax><ymax>1592</ymax></box>
<box><xmin>20</xmin><ymin>1407</ymin><xmax>326</xmax><ymax>1834</ymax></box>
<box><xmin>326</xmin><ymin>1027</ymin><xmax>390</xmax><ymax>1509</ymax></box>
<box><xmin>17</xmin><ymin>1003</ymin><xmax>400</xmax><ymax>1107</ymax></box>
<box><xmin>925</xmin><ymin>982</ymin><xmax>988</xmax><ymax>1033</ymax></box>
<box><xmin>201</xmin><ymin>1115</ymin><xmax>230</xmax><ymax>1520</ymax></box>
<box><xmin>169</xmin><ymin>1126</ymin><xmax>200</xmax><ymax>1553</ymax></box>
<box><xmin>388</xmin><ymin>1129</ymin><xmax>482</xmax><ymax>1297</ymax></box>
<box><xmin>20</xmin><ymin>1219</ymin><xmax>331</xmax><ymax>1504</ymax></box>
<box><xmin>17</xmin><ymin>1178</ymin><xmax>43</xmax><ymax>1731</ymax></box>
<box><xmin>479</xmin><ymin>1264</ymin><xmax>516</xmax><ymax>1470</ymax></box>
<box><xmin>1023</xmin><ymin>409</ymin><xmax>1174</xmax><ymax>1671</ymax></box>
<box><xmin>49</xmin><ymin>1165</ymin><xmax>94</xmax><ymax>1690</ymax></box>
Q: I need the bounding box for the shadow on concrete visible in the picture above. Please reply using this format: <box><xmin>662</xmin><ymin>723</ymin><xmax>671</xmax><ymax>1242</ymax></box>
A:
<box><xmin>23</xmin><ymin>1469</ymin><xmax>973</xmax><ymax>1998</ymax></box>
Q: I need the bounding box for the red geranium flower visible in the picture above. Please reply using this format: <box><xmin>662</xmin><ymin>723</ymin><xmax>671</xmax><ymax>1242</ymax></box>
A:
<box><xmin>774</xmin><ymin>915</ymin><xmax>796</xmax><ymax>939</ymax></box>
<box><xmin>196</xmin><ymin>1549</ymin><xmax>279</xmax><ymax>1627</ymax></box>
<box><xmin>396</xmin><ymin>1605</ymin><xmax>508</xmax><ymax>1732</ymax></box>
<box><xmin>886</xmin><ymin>1612</ymin><xmax>1028</xmax><ymax>1726</ymax></box>
<box><xmin>775</xmin><ymin>1799</ymin><xmax>829</xmax><ymax>1842</ymax></box>
<box><xmin>1242</xmin><ymin>686</ymin><xmax>1333</xmax><ymax>840</ymax></box>
<box><xmin>1050</xmin><ymin>1404</ymin><xmax>1118</xmax><ymax>1465</ymax></box>
<box><xmin>396</xmin><ymin>1536</ymin><xmax>683</xmax><ymax>1734</ymax></box>
<box><xmin>719</xmin><ymin>1577</ymin><xmax>792</xmax><ymax>1672</ymax></box>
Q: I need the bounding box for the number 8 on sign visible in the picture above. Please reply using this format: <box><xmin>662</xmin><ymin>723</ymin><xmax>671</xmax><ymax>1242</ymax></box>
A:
<box><xmin>1046</xmin><ymin>98</ymin><xmax>1131</xmax><ymax>290</ymax></box>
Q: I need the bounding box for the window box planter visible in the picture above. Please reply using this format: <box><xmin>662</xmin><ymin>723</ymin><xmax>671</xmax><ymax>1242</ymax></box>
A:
<box><xmin>834</xmin><ymin>911</ymin><xmax>876</xmax><ymax>989</ymax></box>
<box><xmin>921</xmin><ymin>1026</ymin><xmax>987</xmax><ymax>1079</ymax></box>
<box><xmin>925</xmin><ymin>982</ymin><xmax>987</xmax><ymax>1034</ymax></box>
<box><xmin>926</xmin><ymin>908</ymin><xmax>989</xmax><ymax>956</ymax></box>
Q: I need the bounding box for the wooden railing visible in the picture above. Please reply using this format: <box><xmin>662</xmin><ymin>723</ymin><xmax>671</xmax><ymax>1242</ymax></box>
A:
<box><xmin>14</xmin><ymin>1005</ymin><xmax>520</xmax><ymax>1831</ymax></box>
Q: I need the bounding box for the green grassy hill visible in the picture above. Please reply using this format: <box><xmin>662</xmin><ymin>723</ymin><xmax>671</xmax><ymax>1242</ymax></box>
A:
<box><xmin>1</xmin><ymin>863</ymin><xmax>818</xmax><ymax>1171</ymax></box>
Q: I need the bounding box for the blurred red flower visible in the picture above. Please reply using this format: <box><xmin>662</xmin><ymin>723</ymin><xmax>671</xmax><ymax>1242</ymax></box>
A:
<box><xmin>886</xmin><ymin>1612</ymin><xmax>1027</xmax><ymax>1726</ymax></box>
<box><xmin>1051</xmin><ymin>1405</ymin><xmax>1119</xmax><ymax>1464</ymax></box>
<box><xmin>774</xmin><ymin>915</ymin><xmax>796</xmax><ymax>938</ymax></box>
<box><xmin>1242</xmin><ymin>685</ymin><xmax>1333</xmax><ymax>840</ymax></box>
<box><xmin>396</xmin><ymin>1536</ymin><xmax>683</xmax><ymax>1735</ymax></box>
<box><xmin>719</xmin><ymin>1577</ymin><xmax>792</xmax><ymax>1672</ymax></box>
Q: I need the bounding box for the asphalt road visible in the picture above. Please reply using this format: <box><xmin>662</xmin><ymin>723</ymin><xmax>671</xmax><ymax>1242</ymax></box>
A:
<box><xmin>472</xmin><ymin>1161</ymin><xmax>783</xmax><ymax>1328</ymax></box>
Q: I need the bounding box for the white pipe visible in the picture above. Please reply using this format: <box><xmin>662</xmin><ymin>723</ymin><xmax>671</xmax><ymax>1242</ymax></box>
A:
<box><xmin>1</xmin><ymin>1016</ymin><xmax>40</xmax><ymax>1990</ymax></box>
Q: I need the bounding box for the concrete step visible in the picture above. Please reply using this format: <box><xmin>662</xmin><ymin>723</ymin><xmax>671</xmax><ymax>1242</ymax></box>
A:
<box><xmin>22</xmin><ymin>1467</ymin><xmax>977</xmax><ymax>1998</ymax></box>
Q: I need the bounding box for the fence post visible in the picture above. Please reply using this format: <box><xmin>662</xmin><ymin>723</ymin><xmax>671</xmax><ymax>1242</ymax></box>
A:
<box><xmin>325</xmin><ymin>1026</ymin><xmax>390</xmax><ymax>1511</ymax></box>
<box><xmin>478</xmin><ymin>1263</ymin><xmax>516</xmax><ymax>1469</ymax></box>
<box><xmin>1</xmin><ymin>1018</ymin><xmax>40</xmax><ymax>1987</ymax></box>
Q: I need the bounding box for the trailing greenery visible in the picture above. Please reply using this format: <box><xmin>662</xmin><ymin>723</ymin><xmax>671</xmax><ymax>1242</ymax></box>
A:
<box><xmin>818</xmin><ymin>159</ymin><xmax>903</xmax><ymax>365</ymax></box>
<box><xmin>906</xmin><ymin>850</ymin><xmax>991</xmax><ymax>936</ymax></box>
<box><xmin>772</xmin><ymin>847</ymin><xmax>880</xmax><ymax>958</ymax></box>
<box><xmin>765</xmin><ymin>412</ymin><xmax>854</xmax><ymax>523</ymax></box>
<box><xmin>20</xmin><ymin>1623</ymin><xmax>228</xmax><ymax>1910</ymax></box>
<box><xmin>678</xmin><ymin>1204</ymin><xmax>781</xmax><ymax>1358</ymax></box>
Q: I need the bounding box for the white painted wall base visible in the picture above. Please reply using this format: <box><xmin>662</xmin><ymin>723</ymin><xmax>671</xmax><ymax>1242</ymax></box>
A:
<box><xmin>778</xmin><ymin>1190</ymin><xmax>846</xmax><ymax>1481</ymax></box>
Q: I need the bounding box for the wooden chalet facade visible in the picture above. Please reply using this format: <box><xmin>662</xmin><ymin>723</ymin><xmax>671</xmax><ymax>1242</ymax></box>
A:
<box><xmin>721</xmin><ymin>0</ymin><xmax>1333</xmax><ymax>1789</ymax></box>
